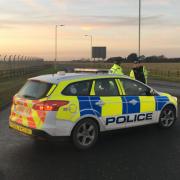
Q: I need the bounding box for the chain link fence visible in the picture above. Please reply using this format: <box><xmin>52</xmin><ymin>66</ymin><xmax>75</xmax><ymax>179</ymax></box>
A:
<box><xmin>0</xmin><ymin>55</ymin><xmax>44</xmax><ymax>80</ymax></box>
<box><xmin>0</xmin><ymin>55</ymin><xmax>54</xmax><ymax>110</ymax></box>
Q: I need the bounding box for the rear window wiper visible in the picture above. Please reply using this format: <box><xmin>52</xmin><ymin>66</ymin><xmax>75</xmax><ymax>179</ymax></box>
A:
<box><xmin>23</xmin><ymin>95</ymin><xmax>36</xmax><ymax>100</ymax></box>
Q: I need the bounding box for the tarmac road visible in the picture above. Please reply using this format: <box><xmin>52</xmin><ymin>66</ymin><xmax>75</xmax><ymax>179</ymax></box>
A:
<box><xmin>0</xmin><ymin>80</ymin><xmax>180</xmax><ymax>180</ymax></box>
<box><xmin>149</xmin><ymin>80</ymin><xmax>180</xmax><ymax>98</ymax></box>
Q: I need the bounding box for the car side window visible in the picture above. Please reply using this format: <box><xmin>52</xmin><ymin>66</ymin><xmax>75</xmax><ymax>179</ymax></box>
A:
<box><xmin>120</xmin><ymin>78</ymin><xmax>151</xmax><ymax>96</ymax></box>
<box><xmin>94</xmin><ymin>79</ymin><xmax>119</xmax><ymax>96</ymax></box>
<box><xmin>62</xmin><ymin>80</ymin><xmax>92</xmax><ymax>96</ymax></box>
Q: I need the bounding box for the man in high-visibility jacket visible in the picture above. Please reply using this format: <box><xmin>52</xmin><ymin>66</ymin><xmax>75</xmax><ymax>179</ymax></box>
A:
<box><xmin>109</xmin><ymin>60</ymin><xmax>124</xmax><ymax>75</ymax></box>
<box><xmin>143</xmin><ymin>65</ymin><xmax>148</xmax><ymax>84</ymax></box>
<box><xmin>130</xmin><ymin>61</ymin><xmax>148</xmax><ymax>84</ymax></box>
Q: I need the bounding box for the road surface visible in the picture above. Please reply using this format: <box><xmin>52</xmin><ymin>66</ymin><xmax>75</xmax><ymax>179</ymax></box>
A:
<box><xmin>0</xmin><ymin>80</ymin><xmax>180</xmax><ymax>180</ymax></box>
<box><xmin>149</xmin><ymin>80</ymin><xmax>180</xmax><ymax>97</ymax></box>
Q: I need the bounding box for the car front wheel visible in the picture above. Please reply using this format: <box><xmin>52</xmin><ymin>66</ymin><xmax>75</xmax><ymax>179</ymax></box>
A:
<box><xmin>159</xmin><ymin>106</ymin><xmax>176</xmax><ymax>128</ymax></box>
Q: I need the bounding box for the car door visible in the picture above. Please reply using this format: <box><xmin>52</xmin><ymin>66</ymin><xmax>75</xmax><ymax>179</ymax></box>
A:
<box><xmin>57</xmin><ymin>80</ymin><xmax>93</xmax><ymax>122</ymax></box>
<box><xmin>92</xmin><ymin>78</ymin><xmax>125</xmax><ymax>130</ymax></box>
<box><xmin>118</xmin><ymin>78</ymin><xmax>157</xmax><ymax>128</ymax></box>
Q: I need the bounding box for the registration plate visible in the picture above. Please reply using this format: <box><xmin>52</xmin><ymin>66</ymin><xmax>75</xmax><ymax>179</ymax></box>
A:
<box><xmin>9</xmin><ymin>122</ymin><xmax>32</xmax><ymax>135</ymax></box>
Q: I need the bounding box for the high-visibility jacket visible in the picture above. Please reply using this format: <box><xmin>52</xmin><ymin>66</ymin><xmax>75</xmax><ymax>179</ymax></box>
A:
<box><xmin>130</xmin><ymin>70</ymin><xmax>136</xmax><ymax>80</ymax></box>
<box><xmin>109</xmin><ymin>64</ymin><xmax>124</xmax><ymax>75</ymax></box>
<box><xmin>130</xmin><ymin>66</ymin><xmax>148</xmax><ymax>84</ymax></box>
<box><xmin>143</xmin><ymin>66</ymin><xmax>148</xmax><ymax>84</ymax></box>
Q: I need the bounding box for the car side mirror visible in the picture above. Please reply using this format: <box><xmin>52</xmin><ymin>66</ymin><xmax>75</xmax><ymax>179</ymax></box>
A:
<box><xmin>150</xmin><ymin>89</ymin><xmax>156</xmax><ymax>96</ymax></box>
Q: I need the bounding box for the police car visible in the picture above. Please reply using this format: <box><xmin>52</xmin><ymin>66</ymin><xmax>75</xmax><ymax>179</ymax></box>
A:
<box><xmin>9</xmin><ymin>70</ymin><xmax>178</xmax><ymax>149</ymax></box>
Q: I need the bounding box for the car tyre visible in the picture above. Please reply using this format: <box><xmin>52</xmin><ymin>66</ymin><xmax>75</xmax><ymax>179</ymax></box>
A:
<box><xmin>72</xmin><ymin>119</ymin><xmax>99</xmax><ymax>150</ymax></box>
<box><xmin>159</xmin><ymin>105</ymin><xmax>176</xmax><ymax>128</ymax></box>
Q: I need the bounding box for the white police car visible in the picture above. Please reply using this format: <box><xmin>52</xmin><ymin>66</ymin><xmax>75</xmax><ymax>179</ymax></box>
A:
<box><xmin>9</xmin><ymin>71</ymin><xmax>178</xmax><ymax>149</ymax></box>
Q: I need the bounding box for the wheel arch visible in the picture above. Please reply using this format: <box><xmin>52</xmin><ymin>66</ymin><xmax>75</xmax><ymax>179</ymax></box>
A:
<box><xmin>159</xmin><ymin>103</ymin><xmax>177</xmax><ymax>119</ymax></box>
<box><xmin>70</xmin><ymin>116</ymin><xmax>102</xmax><ymax>136</ymax></box>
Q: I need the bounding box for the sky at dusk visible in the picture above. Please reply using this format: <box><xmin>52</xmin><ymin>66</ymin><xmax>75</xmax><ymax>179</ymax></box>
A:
<box><xmin>0</xmin><ymin>0</ymin><xmax>180</xmax><ymax>60</ymax></box>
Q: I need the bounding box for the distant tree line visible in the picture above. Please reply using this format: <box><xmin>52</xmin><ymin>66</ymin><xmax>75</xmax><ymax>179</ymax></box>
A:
<box><xmin>107</xmin><ymin>53</ymin><xmax>180</xmax><ymax>63</ymax></box>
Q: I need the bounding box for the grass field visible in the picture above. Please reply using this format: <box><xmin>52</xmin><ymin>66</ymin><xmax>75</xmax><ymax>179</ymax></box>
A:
<box><xmin>0</xmin><ymin>67</ymin><xmax>56</xmax><ymax>110</ymax></box>
<box><xmin>57</xmin><ymin>62</ymin><xmax>180</xmax><ymax>82</ymax></box>
<box><xmin>0</xmin><ymin>62</ymin><xmax>180</xmax><ymax>110</ymax></box>
<box><xmin>0</xmin><ymin>61</ymin><xmax>44</xmax><ymax>70</ymax></box>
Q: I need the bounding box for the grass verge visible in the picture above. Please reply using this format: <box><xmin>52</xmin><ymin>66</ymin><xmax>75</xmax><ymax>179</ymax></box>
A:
<box><xmin>0</xmin><ymin>67</ymin><xmax>56</xmax><ymax>111</ymax></box>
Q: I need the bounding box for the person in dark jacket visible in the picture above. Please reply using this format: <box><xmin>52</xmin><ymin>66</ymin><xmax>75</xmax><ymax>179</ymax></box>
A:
<box><xmin>130</xmin><ymin>61</ymin><xmax>148</xmax><ymax>84</ymax></box>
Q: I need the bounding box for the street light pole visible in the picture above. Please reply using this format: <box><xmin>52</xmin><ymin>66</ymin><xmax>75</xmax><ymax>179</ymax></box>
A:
<box><xmin>55</xmin><ymin>25</ymin><xmax>57</xmax><ymax>70</ymax></box>
<box><xmin>55</xmin><ymin>24</ymin><xmax>64</xmax><ymax>70</ymax></box>
<box><xmin>138</xmin><ymin>0</ymin><xmax>141</xmax><ymax>59</ymax></box>
<box><xmin>85</xmin><ymin>35</ymin><xmax>93</xmax><ymax>61</ymax></box>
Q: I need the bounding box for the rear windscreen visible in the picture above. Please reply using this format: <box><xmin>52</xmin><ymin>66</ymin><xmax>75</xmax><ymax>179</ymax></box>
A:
<box><xmin>18</xmin><ymin>80</ymin><xmax>54</xmax><ymax>100</ymax></box>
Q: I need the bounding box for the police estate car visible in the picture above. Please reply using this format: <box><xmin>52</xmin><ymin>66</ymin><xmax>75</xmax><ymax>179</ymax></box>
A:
<box><xmin>9</xmin><ymin>71</ymin><xmax>178</xmax><ymax>149</ymax></box>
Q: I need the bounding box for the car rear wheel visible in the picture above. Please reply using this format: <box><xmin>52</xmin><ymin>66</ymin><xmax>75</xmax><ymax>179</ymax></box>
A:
<box><xmin>72</xmin><ymin>119</ymin><xmax>99</xmax><ymax>150</ymax></box>
<box><xmin>159</xmin><ymin>106</ymin><xmax>176</xmax><ymax>128</ymax></box>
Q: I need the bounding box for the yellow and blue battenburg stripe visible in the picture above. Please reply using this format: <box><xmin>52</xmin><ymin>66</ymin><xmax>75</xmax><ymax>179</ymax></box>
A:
<box><xmin>155</xmin><ymin>96</ymin><xmax>169</xmax><ymax>111</ymax></box>
<box><xmin>122</xmin><ymin>96</ymin><xmax>140</xmax><ymax>114</ymax></box>
<box><xmin>78</xmin><ymin>96</ymin><xmax>102</xmax><ymax>117</ymax></box>
<box><xmin>78</xmin><ymin>95</ymin><xmax>170</xmax><ymax>118</ymax></box>
<box><xmin>121</xmin><ymin>97</ymin><xmax>128</xmax><ymax>114</ymax></box>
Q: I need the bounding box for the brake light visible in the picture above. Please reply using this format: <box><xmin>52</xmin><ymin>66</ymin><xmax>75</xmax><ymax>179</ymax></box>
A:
<box><xmin>33</xmin><ymin>100</ymin><xmax>69</xmax><ymax>111</ymax></box>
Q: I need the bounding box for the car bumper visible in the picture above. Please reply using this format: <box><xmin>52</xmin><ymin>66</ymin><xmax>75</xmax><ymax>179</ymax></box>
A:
<box><xmin>9</xmin><ymin>121</ymin><xmax>69</xmax><ymax>141</ymax></box>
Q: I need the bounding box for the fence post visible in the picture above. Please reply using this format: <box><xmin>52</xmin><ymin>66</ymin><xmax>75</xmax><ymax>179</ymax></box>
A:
<box><xmin>4</xmin><ymin>55</ymin><xmax>7</xmax><ymax>61</ymax></box>
<box><xmin>17</xmin><ymin>55</ymin><xmax>20</xmax><ymax>61</ymax></box>
<box><xmin>177</xmin><ymin>71</ymin><xmax>180</xmax><ymax>77</ymax></box>
<box><xmin>167</xmin><ymin>71</ymin><xmax>170</xmax><ymax>77</ymax></box>
<box><xmin>0</xmin><ymin>55</ymin><xmax>44</xmax><ymax>80</ymax></box>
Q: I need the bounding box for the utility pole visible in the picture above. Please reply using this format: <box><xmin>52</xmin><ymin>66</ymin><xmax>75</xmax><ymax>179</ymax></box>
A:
<box><xmin>55</xmin><ymin>24</ymin><xmax>65</xmax><ymax>70</ymax></box>
<box><xmin>139</xmin><ymin>0</ymin><xmax>141</xmax><ymax>59</ymax></box>
<box><xmin>85</xmin><ymin>35</ymin><xmax>93</xmax><ymax>61</ymax></box>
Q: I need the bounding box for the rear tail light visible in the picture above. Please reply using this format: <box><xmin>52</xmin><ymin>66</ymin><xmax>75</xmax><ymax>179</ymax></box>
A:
<box><xmin>33</xmin><ymin>100</ymin><xmax>69</xmax><ymax>111</ymax></box>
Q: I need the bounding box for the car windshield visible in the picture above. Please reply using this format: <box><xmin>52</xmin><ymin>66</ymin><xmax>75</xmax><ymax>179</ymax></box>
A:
<box><xmin>18</xmin><ymin>80</ymin><xmax>54</xmax><ymax>100</ymax></box>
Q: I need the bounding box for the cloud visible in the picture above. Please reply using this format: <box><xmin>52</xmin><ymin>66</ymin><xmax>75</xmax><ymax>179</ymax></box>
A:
<box><xmin>77</xmin><ymin>15</ymin><xmax>164</xmax><ymax>26</ymax></box>
<box><xmin>0</xmin><ymin>0</ymin><xmax>179</xmax><ymax>29</ymax></box>
<box><xmin>0</xmin><ymin>14</ymin><xmax>178</xmax><ymax>29</ymax></box>
<box><xmin>52</xmin><ymin>0</ymin><xmax>173</xmax><ymax>7</ymax></box>
<box><xmin>21</xmin><ymin>0</ymin><xmax>52</xmax><ymax>14</ymax></box>
<box><xmin>144</xmin><ymin>0</ymin><xmax>171</xmax><ymax>5</ymax></box>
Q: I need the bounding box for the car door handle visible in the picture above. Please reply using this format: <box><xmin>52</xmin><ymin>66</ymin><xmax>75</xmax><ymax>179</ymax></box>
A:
<box><xmin>95</xmin><ymin>100</ymin><xmax>105</xmax><ymax>107</ymax></box>
<box><xmin>129</xmin><ymin>99</ymin><xmax>138</xmax><ymax>106</ymax></box>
